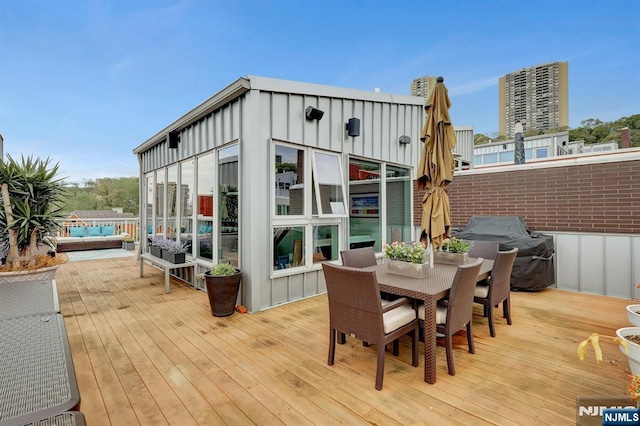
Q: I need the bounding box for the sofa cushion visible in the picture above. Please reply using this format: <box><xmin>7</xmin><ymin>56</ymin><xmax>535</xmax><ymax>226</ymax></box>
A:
<box><xmin>101</xmin><ymin>225</ymin><xmax>115</xmax><ymax>236</ymax></box>
<box><xmin>86</xmin><ymin>226</ymin><xmax>102</xmax><ymax>237</ymax></box>
<box><xmin>69</xmin><ymin>227</ymin><xmax>86</xmax><ymax>238</ymax></box>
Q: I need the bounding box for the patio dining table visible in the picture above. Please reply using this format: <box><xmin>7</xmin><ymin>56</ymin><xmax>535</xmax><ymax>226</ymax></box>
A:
<box><xmin>368</xmin><ymin>258</ymin><xmax>493</xmax><ymax>384</ymax></box>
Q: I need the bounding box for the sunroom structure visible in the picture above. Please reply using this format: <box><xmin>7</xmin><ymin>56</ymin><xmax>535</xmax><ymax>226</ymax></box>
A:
<box><xmin>133</xmin><ymin>76</ymin><xmax>425</xmax><ymax>312</ymax></box>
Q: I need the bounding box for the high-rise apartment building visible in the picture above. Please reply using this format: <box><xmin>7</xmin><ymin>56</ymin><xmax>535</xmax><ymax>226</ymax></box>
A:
<box><xmin>410</xmin><ymin>75</ymin><xmax>437</xmax><ymax>104</ymax></box>
<box><xmin>499</xmin><ymin>61</ymin><xmax>568</xmax><ymax>137</ymax></box>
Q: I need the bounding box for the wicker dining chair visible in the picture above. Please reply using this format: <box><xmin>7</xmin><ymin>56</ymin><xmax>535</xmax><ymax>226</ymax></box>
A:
<box><xmin>474</xmin><ymin>247</ymin><xmax>518</xmax><ymax>337</ymax></box>
<box><xmin>418</xmin><ymin>258</ymin><xmax>484</xmax><ymax>376</ymax></box>
<box><xmin>340</xmin><ymin>246</ymin><xmax>377</xmax><ymax>268</ymax></box>
<box><xmin>468</xmin><ymin>240</ymin><xmax>500</xmax><ymax>261</ymax></box>
<box><xmin>321</xmin><ymin>262</ymin><xmax>419</xmax><ymax>390</ymax></box>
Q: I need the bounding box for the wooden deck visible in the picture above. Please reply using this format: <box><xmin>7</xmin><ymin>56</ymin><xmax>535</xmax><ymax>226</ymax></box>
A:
<box><xmin>55</xmin><ymin>256</ymin><xmax>631</xmax><ymax>425</ymax></box>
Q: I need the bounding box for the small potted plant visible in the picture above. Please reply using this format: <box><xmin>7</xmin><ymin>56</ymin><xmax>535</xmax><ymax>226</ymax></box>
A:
<box><xmin>122</xmin><ymin>236</ymin><xmax>135</xmax><ymax>251</ymax></box>
<box><xmin>150</xmin><ymin>235</ymin><xmax>165</xmax><ymax>258</ymax></box>
<box><xmin>383</xmin><ymin>241</ymin><xmax>429</xmax><ymax>278</ymax></box>
<box><xmin>435</xmin><ymin>236</ymin><xmax>474</xmax><ymax>265</ymax></box>
<box><xmin>161</xmin><ymin>240</ymin><xmax>188</xmax><ymax>264</ymax></box>
<box><xmin>204</xmin><ymin>263</ymin><xmax>242</xmax><ymax>317</ymax></box>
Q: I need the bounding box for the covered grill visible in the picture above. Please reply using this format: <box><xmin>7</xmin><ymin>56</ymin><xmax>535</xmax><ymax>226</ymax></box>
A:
<box><xmin>452</xmin><ymin>216</ymin><xmax>555</xmax><ymax>291</ymax></box>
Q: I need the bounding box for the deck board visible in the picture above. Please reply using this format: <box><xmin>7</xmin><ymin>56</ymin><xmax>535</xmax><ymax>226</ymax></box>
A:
<box><xmin>55</xmin><ymin>256</ymin><xmax>631</xmax><ymax>425</ymax></box>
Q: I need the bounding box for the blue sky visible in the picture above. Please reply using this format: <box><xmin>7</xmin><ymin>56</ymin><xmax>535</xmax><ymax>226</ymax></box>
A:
<box><xmin>1</xmin><ymin>0</ymin><xmax>638</xmax><ymax>184</ymax></box>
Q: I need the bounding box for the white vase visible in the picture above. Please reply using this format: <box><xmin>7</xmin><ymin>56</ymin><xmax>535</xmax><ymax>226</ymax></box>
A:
<box><xmin>387</xmin><ymin>259</ymin><xmax>430</xmax><ymax>278</ymax></box>
<box><xmin>627</xmin><ymin>305</ymin><xmax>640</xmax><ymax>327</ymax></box>
<box><xmin>616</xmin><ymin>327</ymin><xmax>640</xmax><ymax>375</ymax></box>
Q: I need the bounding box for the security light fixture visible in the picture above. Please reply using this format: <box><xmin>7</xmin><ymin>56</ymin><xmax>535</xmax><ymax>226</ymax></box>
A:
<box><xmin>168</xmin><ymin>130</ymin><xmax>180</xmax><ymax>149</ymax></box>
<box><xmin>346</xmin><ymin>118</ymin><xmax>360</xmax><ymax>137</ymax></box>
<box><xmin>305</xmin><ymin>106</ymin><xmax>324</xmax><ymax>121</ymax></box>
<box><xmin>399</xmin><ymin>135</ymin><xmax>411</xmax><ymax>145</ymax></box>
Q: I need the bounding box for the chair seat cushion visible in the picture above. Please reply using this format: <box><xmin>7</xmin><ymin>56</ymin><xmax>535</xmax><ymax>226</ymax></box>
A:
<box><xmin>417</xmin><ymin>303</ymin><xmax>448</xmax><ymax>324</ymax></box>
<box><xmin>383</xmin><ymin>305</ymin><xmax>416</xmax><ymax>334</ymax></box>
<box><xmin>475</xmin><ymin>284</ymin><xmax>489</xmax><ymax>298</ymax></box>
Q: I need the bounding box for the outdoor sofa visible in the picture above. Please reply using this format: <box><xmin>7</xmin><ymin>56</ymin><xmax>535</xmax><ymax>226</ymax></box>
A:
<box><xmin>55</xmin><ymin>225</ymin><xmax>128</xmax><ymax>252</ymax></box>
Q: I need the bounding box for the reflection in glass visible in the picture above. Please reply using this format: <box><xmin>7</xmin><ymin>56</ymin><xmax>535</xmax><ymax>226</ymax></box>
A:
<box><xmin>219</xmin><ymin>145</ymin><xmax>239</xmax><ymax>267</ymax></box>
<box><xmin>313</xmin><ymin>225</ymin><xmax>338</xmax><ymax>263</ymax></box>
<box><xmin>349</xmin><ymin>158</ymin><xmax>381</xmax><ymax>251</ymax></box>
<box><xmin>273</xmin><ymin>226</ymin><xmax>305</xmax><ymax>271</ymax></box>
<box><xmin>275</xmin><ymin>145</ymin><xmax>304</xmax><ymax>216</ymax></box>
<box><xmin>386</xmin><ymin>165</ymin><xmax>411</xmax><ymax>245</ymax></box>
<box><xmin>155</xmin><ymin>170</ymin><xmax>165</xmax><ymax>235</ymax></box>
<box><xmin>180</xmin><ymin>159</ymin><xmax>194</xmax><ymax>254</ymax></box>
<box><xmin>167</xmin><ymin>165</ymin><xmax>177</xmax><ymax>240</ymax></box>
<box><xmin>145</xmin><ymin>174</ymin><xmax>154</xmax><ymax>243</ymax></box>
<box><xmin>197</xmin><ymin>153</ymin><xmax>214</xmax><ymax>260</ymax></box>
<box><xmin>313</xmin><ymin>152</ymin><xmax>345</xmax><ymax>215</ymax></box>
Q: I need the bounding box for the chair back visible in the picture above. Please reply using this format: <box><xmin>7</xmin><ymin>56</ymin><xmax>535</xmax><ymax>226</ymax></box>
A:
<box><xmin>322</xmin><ymin>262</ymin><xmax>384</xmax><ymax>343</ymax></box>
<box><xmin>446</xmin><ymin>258</ymin><xmax>484</xmax><ymax>332</ymax></box>
<box><xmin>468</xmin><ymin>241</ymin><xmax>499</xmax><ymax>260</ymax></box>
<box><xmin>488</xmin><ymin>248</ymin><xmax>518</xmax><ymax>303</ymax></box>
<box><xmin>340</xmin><ymin>247</ymin><xmax>377</xmax><ymax>268</ymax></box>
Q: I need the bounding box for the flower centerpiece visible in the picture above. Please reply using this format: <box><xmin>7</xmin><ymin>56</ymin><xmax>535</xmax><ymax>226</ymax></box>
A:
<box><xmin>383</xmin><ymin>241</ymin><xmax>429</xmax><ymax>278</ymax></box>
<box><xmin>434</xmin><ymin>236</ymin><xmax>473</xmax><ymax>265</ymax></box>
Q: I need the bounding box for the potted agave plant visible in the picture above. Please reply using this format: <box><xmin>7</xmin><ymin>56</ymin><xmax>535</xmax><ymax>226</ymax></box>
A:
<box><xmin>204</xmin><ymin>262</ymin><xmax>242</xmax><ymax>317</ymax></box>
<box><xmin>0</xmin><ymin>155</ymin><xmax>67</xmax><ymax>282</ymax></box>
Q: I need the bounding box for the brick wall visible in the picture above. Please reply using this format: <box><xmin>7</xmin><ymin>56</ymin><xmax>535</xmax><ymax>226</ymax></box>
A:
<box><xmin>413</xmin><ymin>158</ymin><xmax>640</xmax><ymax>234</ymax></box>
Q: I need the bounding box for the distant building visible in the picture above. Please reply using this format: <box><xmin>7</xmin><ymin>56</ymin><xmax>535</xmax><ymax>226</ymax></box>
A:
<box><xmin>499</xmin><ymin>61</ymin><xmax>569</xmax><ymax>137</ymax></box>
<box><xmin>410</xmin><ymin>75</ymin><xmax>437</xmax><ymax>104</ymax></box>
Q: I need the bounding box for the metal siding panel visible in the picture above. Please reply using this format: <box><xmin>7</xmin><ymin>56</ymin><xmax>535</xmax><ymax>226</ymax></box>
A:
<box><xmin>288</xmin><ymin>95</ymin><xmax>305</xmax><ymax>143</ymax></box>
<box><xmin>556</xmin><ymin>234</ymin><xmax>580</xmax><ymax>291</ymax></box>
<box><xmin>317</xmin><ymin>97</ymin><xmax>332</xmax><ymax>150</ymax></box>
<box><xmin>605</xmin><ymin>236</ymin><xmax>632</xmax><ymax>298</ymax></box>
<box><xmin>387</xmin><ymin>103</ymin><xmax>399</xmax><ymax>164</ymax></box>
<box><xmin>289</xmin><ymin>273</ymin><xmax>304</xmax><ymax>300</ymax></box>
<box><xmin>305</xmin><ymin>271</ymin><xmax>318</xmax><ymax>296</ymax></box>
<box><xmin>329</xmin><ymin>100</ymin><xmax>345</xmax><ymax>152</ymax></box>
<box><xmin>271</xmin><ymin>276</ymin><xmax>288</xmax><ymax>306</ymax></box>
<box><xmin>271</xmin><ymin>93</ymin><xmax>288</xmax><ymax>141</ymax></box>
<box><xmin>580</xmin><ymin>235</ymin><xmax>605</xmax><ymax>294</ymax></box>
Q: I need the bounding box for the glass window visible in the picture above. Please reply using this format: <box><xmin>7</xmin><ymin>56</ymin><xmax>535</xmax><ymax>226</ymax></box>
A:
<box><xmin>499</xmin><ymin>150</ymin><xmax>514</xmax><ymax>163</ymax></box>
<box><xmin>525</xmin><ymin>148</ymin><xmax>533</xmax><ymax>159</ymax></box>
<box><xmin>155</xmin><ymin>170</ymin><xmax>165</xmax><ymax>235</ymax></box>
<box><xmin>385</xmin><ymin>165</ymin><xmax>411</xmax><ymax>246</ymax></box>
<box><xmin>275</xmin><ymin>145</ymin><xmax>304</xmax><ymax>216</ymax></box>
<box><xmin>166</xmin><ymin>165</ymin><xmax>178</xmax><ymax>240</ymax></box>
<box><xmin>349</xmin><ymin>158</ymin><xmax>381</xmax><ymax>251</ymax></box>
<box><xmin>145</xmin><ymin>173</ymin><xmax>154</xmax><ymax>242</ymax></box>
<box><xmin>312</xmin><ymin>151</ymin><xmax>347</xmax><ymax>217</ymax></box>
<box><xmin>313</xmin><ymin>225</ymin><xmax>338</xmax><ymax>263</ymax></box>
<box><xmin>273</xmin><ymin>226</ymin><xmax>305</xmax><ymax>271</ymax></box>
<box><xmin>483</xmin><ymin>153</ymin><xmax>498</xmax><ymax>164</ymax></box>
<box><xmin>180</xmin><ymin>159</ymin><xmax>194</xmax><ymax>254</ymax></box>
<box><xmin>536</xmin><ymin>147</ymin><xmax>548</xmax><ymax>158</ymax></box>
<box><xmin>197</xmin><ymin>153</ymin><xmax>214</xmax><ymax>260</ymax></box>
<box><xmin>219</xmin><ymin>145</ymin><xmax>239</xmax><ymax>266</ymax></box>
<box><xmin>473</xmin><ymin>154</ymin><xmax>482</xmax><ymax>165</ymax></box>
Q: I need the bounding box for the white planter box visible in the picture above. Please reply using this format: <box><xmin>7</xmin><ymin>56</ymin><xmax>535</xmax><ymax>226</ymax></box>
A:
<box><xmin>387</xmin><ymin>259</ymin><xmax>430</xmax><ymax>278</ymax></box>
<box><xmin>434</xmin><ymin>251</ymin><xmax>468</xmax><ymax>265</ymax></box>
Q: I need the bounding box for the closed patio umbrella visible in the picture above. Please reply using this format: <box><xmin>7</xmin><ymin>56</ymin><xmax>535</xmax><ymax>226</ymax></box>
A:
<box><xmin>417</xmin><ymin>76</ymin><xmax>457</xmax><ymax>249</ymax></box>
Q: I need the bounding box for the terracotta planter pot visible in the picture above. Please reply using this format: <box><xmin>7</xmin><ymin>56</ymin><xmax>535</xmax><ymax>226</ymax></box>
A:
<box><xmin>204</xmin><ymin>270</ymin><xmax>242</xmax><ymax>317</ymax></box>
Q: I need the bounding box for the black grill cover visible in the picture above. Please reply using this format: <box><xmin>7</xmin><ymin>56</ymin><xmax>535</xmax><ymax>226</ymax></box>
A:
<box><xmin>452</xmin><ymin>216</ymin><xmax>555</xmax><ymax>291</ymax></box>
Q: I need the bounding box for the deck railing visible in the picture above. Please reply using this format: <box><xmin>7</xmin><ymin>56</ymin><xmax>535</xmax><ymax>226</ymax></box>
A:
<box><xmin>55</xmin><ymin>217</ymin><xmax>141</xmax><ymax>241</ymax></box>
